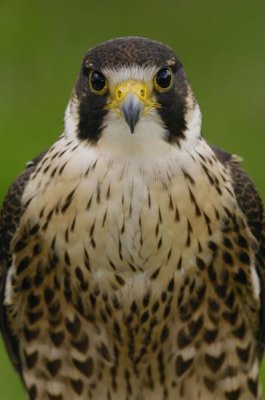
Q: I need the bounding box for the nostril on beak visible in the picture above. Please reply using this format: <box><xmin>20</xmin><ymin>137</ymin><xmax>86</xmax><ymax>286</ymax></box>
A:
<box><xmin>140</xmin><ymin>89</ymin><xmax>145</xmax><ymax>98</ymax></box>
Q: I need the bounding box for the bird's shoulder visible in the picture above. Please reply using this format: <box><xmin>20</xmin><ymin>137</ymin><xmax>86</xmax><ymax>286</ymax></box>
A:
<box><xmin>211</xmin><ymin>144</ymin><xmax>264</xmax><ymax>255</ymax></box>
<box><xmin>0</xmin><ymin>151</ymin><xmax>46</xmax><ymax>372</ymax></box>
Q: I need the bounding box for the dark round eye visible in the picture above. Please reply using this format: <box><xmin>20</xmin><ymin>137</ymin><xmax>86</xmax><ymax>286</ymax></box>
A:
<box><xmin>155</xmin><ymin>68</ymin><xmax>172</xmax><ymax>90</ymax></box>
<box><xmin>90</xmin><ymin>71</ymin><xmax>107</xmax><ymax>93</ymax></box>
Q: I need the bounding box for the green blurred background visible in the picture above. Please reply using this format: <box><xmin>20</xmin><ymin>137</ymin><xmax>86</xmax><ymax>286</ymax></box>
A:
<box><xmin>0</xmin><ymin>0</ymin><xmax>264</xmax><ymax>398</ymax></box>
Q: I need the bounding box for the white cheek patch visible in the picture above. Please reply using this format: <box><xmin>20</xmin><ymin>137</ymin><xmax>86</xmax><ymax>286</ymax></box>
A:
<box><xmin>182</xmin><ymin>103</ymin><xmax>202</xmax><ymax>148</ymax></box>
<box><xmin>64</xmin><ymin>95</ymin><xmax>80</xmax><ymax>139</ymax></box>
<box><xmin>250</xmin><ymin>264</ymin><xmax>261</xmax><ymax>300</ymax></box>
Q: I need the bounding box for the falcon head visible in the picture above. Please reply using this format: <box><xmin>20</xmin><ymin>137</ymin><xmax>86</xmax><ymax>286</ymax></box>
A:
<box><xmin>65</xmin><ymin>37</ymin><xmax>201</xmax><ymax>150</ymax></box>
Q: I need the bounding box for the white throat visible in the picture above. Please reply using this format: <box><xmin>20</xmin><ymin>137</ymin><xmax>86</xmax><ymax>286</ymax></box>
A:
<box><xmin>64</xmin><ymin>98</ymin><xmax>202</xmax><ymax>158</ymax></box>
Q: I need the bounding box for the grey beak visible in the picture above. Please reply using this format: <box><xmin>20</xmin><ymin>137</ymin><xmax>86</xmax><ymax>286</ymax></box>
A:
<box><xmin>121</xmin><ymin>94</ymin><xmax>142</xmax><ymax>134</ymax></box>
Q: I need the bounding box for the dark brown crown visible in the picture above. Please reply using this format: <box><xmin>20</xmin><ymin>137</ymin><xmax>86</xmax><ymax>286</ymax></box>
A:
<box><xmin>82</xmin><ymin>36</ymin><xmax>181</xmax><ymax>71</ymax></box>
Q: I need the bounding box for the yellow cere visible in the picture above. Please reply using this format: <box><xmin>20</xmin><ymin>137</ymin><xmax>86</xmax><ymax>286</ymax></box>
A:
<box><xmin>105</xmin><ymin>80</ymin><xmax>161</xmax><ymax>113</ymax></box>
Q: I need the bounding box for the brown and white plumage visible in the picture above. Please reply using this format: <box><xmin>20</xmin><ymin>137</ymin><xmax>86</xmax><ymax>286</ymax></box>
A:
<box><xmin>0</xmin><ymin>37</ymin><xmax>264</xmax><ymax>400</ymax></box>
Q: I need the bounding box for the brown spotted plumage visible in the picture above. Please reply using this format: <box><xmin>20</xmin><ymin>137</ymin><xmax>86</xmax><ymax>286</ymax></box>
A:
<box><xmin>0</xmin><ymin>37</ymin><xmax>264</xmax><ymax>400</ymax></box>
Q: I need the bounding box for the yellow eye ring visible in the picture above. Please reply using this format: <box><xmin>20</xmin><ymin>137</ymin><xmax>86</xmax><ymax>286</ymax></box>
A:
<box><xmin>89</xmin><ymin>70</ymin><xmax>108</xmax><ymax>94</ymax></box>
<box><xmin>154</xmin><ymin>68</ymin><xmax>173</xmax><ymax>92</ymax></box>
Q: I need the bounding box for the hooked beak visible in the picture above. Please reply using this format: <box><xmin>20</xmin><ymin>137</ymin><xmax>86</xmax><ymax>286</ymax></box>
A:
<box><xmin>122</xmin><ymin>95</ymin><xmax>141</xmax><ymax>134</ymax></box>
<box><xmin>105</xmin><ymin>80</ymin><xmax>160</xmax><ymax>134</ymax></box>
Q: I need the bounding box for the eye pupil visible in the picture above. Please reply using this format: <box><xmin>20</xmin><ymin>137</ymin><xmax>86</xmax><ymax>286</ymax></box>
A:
<box><xmin>156</xmin><ymin>68</ymin><xmax>172</xmax><ymax>89</ymax></box>
<box><xmin>91</xmin><ymin>71</ymin><xmax>106</xmax><ymax>91</ymax></box>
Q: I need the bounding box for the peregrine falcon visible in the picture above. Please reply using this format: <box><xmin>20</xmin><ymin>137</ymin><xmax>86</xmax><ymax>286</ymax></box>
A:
<box><xmin>0</xmin><ymin>37</ymin><xmax>264</xmax><ymax>400</ymax></box>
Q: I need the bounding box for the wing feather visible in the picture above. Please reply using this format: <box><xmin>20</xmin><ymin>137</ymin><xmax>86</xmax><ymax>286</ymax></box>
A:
<box><xmin>212</xmin><ymin>144</ymin><xmax>265</xmax><ymax>356</ymax></box>
<box><xmin>0</xmin><ymin>152</ymin><xmax>46</xmax><ymax>373</ymax></box>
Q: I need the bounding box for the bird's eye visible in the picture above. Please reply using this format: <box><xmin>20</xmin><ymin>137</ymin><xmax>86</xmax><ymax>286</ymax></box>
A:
<box><xmin>90</xmin><ymin>71</ymin><xmax>108</xmax><ymax>94</ymax></box>
<box><xmin>154</xmin><ymin>68</ymin><xmax>172</xmax><ymax>91</ymax></box>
